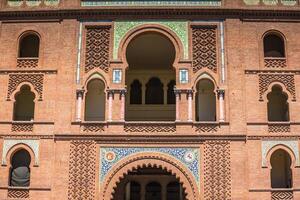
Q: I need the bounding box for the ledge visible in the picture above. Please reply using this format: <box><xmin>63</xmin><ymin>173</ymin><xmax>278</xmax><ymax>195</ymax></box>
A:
<box><xmin>0</xmin><ymin>186</ymin><xmax>51</xmax><ymax>191</ymax></box>
<box><xmin>0</xmin><ymin>121</ymin><xmax>55</xmax><ymax>125</ymax></box>
<box><xmin>249</xmin><ymin>188</ymin><xmax>300</xmax><ymax>192</ymax></box>
<box><xmin>0</xmin><ymin>69</ymin><xmax>57</xmax><ymax>74</ymax></box>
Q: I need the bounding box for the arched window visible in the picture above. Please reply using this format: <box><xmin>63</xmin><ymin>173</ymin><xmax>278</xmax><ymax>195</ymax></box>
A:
<box><xmin>10</xmin><ymin>149</ymin><xmax>31</xmax><ymax>187</ymax></box>
<box><xmin>167</xmin><ymin>80</ymin><xmax>176</xmax><ymax>104</ymax></box>
<box><xmin>196</xmin><ymin>79</ymin><xmax>216</xmax><ymax>121</ymax></box>
<box><xmin>264</xmin><ymin>33</ymin><xmax>285</xmax><ymax>58</ymax></box>
<box><xmin>145</xmin><ymin>77</ymin><xmax>164</xmax><ymax>104</ymax></box>
<box><xmin>130</xmin><ymin>80</ymin><xmax>142</xmax><ymax>104</ymax></box>
<box><xmin>84</xmin><ymin>79</ymin><xmax>106</xmax><ymax>121</ymax></box>
<box><xmin>19</xmin><ymin>33</ymin><xmax>40</xmax><ymax>58</ymax></box>
<box><xmin>145</xmin><ymin>182</ymin><xmax>161</xmax><ymax>200</ymax></box>
<box><xmin>125</xmin><ymin>181</ymin><xmax>141</xmax><ymax>200</ymax></box>
<box><xmin>167</xmin><ymin>181</ymin><xmax>181</xmax><ymax>200</ymax></box>
<box><xmin>13</xmin><ymin>85</ymin><xmax>35</xmax><ymax>121</ymax></box>
<box><xmin>267</xmin><ymin>85</ymin><xmax>289</xmax><ymax>122</ymax></box>
<box><xmin>271</xmin><ymin>149</ymin><xmax>292</xmax><ymax>188</ymax></box>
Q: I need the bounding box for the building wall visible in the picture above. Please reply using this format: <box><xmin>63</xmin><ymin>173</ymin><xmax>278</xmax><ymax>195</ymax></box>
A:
<box><xmin>0</xmin><ymin>0</ymin><xmax>299</xmax><ymax>200</ymax></box>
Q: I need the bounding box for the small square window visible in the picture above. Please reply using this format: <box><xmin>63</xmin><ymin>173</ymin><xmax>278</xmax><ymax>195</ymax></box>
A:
<box><xmin>179</xmin><ymin>69</ymin><xmax>188</xmax><ymax>84</ymax></box>
<box><xmin>113</xmin><ymin>69</ymin><xmax>122</xmax><ymax>83</ymax></box>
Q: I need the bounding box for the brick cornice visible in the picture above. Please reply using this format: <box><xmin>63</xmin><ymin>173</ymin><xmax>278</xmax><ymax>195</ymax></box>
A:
<box><xmin>1</xmin><ymin>8</ymin><xmax>300</xmax><ymax>20</ymax></box>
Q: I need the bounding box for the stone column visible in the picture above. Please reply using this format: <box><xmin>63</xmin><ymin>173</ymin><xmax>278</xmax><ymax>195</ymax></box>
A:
<box><xmin>140</xmin><ymin>181</ymin><xmax>146</xmax><ymax>200</ymax></box>
<box><xmin>187</xmin><ymin>90</ymin><xmax>193</xmax><ymax>122</ymax></box>
<box><xmin>164</xmin><ymin>85</ymin><xmax>168</xmax><ymax>105</ymax></box>
<box><xmin>217</xmin><ymin>89</ymin><xmax>225</xmax><ymax>122</ymax></box>
<box><xmin>175</xmin><ymin>90</ymin><xmax>180</xmax><ymax>122</ymax></box>
<box><xmin>107</xmin><ymin>90</ymin><xmax>114</xmax><ymax>122</ymax></box>
<box><xmin>75</xmin><ymin>89</ymin><xmax>84</xmax><ymax>122</ymax></box>
<box><xmin>125</xmin><ymin>182</ymin><xmax>130</xmax><ymax>200</ymax></box>
<box><xmin>161</xmin><ymin>181</ymin><xmax>167</xmax><ymax>200</ymax></box>
<box><xmin>120</xmin><ymin>89</ymin><xmax>127</xmax><ymax>121</ymax></box>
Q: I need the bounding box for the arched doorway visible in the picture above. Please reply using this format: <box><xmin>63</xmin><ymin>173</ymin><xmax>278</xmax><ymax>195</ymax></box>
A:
<box><xmin>196</xmin><ymin>79</ymin><xmax>216</xmax><ymax>121</ymax></box>
<box><xmin>113</xmin><ymin>167</ymin><xmax>186</xmax><ymax>200</ymax></box>
<box><xmin>270</xmin><ymin>149</ymin><xmax>293</xmax><ymax>188</ymax></box>
<box><xmin>125</xmin><ymin>32</ymin><xmax>176</xmax><ymax>121</ymax></box>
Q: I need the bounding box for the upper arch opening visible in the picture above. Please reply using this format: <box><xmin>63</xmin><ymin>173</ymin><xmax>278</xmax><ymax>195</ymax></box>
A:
<box><xmin>126</xmin><ymin>32</ymin><xmax>176</xmax><ymax>70</ymax></box>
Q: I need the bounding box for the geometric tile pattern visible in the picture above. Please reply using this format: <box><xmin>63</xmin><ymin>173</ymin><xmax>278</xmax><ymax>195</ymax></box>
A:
<box><xmin>17</xmin><ymin>58</ymin><xmax>38</xmax><ymax>68</ymax></box>
<box><xmin>68</xmin><ymin>140</ymin><xmax>96</xmax><ymax>200</ymax></box>
<box><xmin>204</xmin><ymin>141</ymin><xmax>231</xmax><ymax>200</ymax></box>
<box><xmin>258</xmin><ymin>73</ymin><xmax>296</xmax><ymax>101</ymax></box>
<box><xmin>8</xmin><ymin>188</ymin><xmax>29</xmax><ymax>198</ymax></box>
<box><xmin>268</xmin><ymin>124</ymin><xmax>290</xmax><ymax>133</ymax></box>
<box><xmin>264</xmin><ymin>58</ymin><xmax>287</xmax><ymax>68</ymax></box>
<box><xmin>124</xmin><ymin>123</ymin><xmax>176</xmax><ymax>133</ymax></box>
<box><xmin>82</xmin><ymin>124</ymin><xmax>105</xmax><ymax>133</ymax></box>
<box><xmin>85</xmin><ymin>26</ymin><xmax>111</xmax><ymax>73</ymax></box>
<box><xmin>100</xmin><ymin>147</ymin><xmax>200</xmax><ymax>184</ymax></box>
<box><xmin>271</xmin><ymin>191</ymin><xmax>293</xmax><ymax>200</ymax></box>
<box><xmin>82</xmin><ymin>0</ymin><xmax>222</xmax><ymax>7</ymax></box>
<box><xmin>7</xmin><ymin>73</ymin><xmax>44</xmax><ymax>101</ymax></box>
<box><xmin>113</xmin><ymin>21</ymin><xmax>189</xmax><ymax>59</ymax></box>
<box><xmin>192</xmin><ymin>26</ymin><xmax>217</xmax><ymax>73</ymax></box>
<box><xmin>11</xmin><ymin>123</ymin><xmax>34</xmax><ymax>132</ymax></box>
<box><xmin>194</xmin><ymin>124</ymin><xmax>218</xmax><ymax>133</ymax></box>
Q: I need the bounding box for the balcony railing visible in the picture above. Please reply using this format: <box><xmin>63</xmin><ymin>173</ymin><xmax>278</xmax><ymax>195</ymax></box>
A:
<box><xmin>17</xmin><ymin>57</ymin><xmax>39</xmax><ymax>68</ymax></box>
<box><xmin>264</xmin><ymin>57</ymin><xmax>287</xmax><ymax>68</ymax></box>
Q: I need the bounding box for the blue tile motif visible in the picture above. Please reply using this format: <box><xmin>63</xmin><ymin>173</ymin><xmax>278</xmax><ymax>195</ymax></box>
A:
<box><xmin>100</xmin><ymin>147</ymin><xmax>200</xmax><ymax>184</ymax></box>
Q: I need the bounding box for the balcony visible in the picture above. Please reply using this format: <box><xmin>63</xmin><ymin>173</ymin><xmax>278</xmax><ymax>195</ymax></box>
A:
<box><xmin>17</xmin><ymin>58</ymin><xmax>39</xmax><ymax>69</ymax></box>
<box><xmin>264</xmin><ymin>57</ymin><xmax>287</xmax><ymax>68</ymax></box>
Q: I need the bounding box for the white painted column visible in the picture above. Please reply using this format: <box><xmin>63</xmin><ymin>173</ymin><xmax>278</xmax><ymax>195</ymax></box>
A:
<box><xmin>187</xmin><ymin>90</ymin><xmax>193</xmax><ymax>122</ymax></box>
<box><xmin>218</xmin><ymin>89</ymin><xmax>225</xmax><ymax>122</ymax></box>
<box><xmin>175</xmin><ymin>90</ymin><xmax>180</xmax><ymax>122</ymax></box>
<box><xmin>125</xmin><ymin>182</ymin><xmax>130</xmax><ymax>200</ymax></box>
<box><xmin>107</xmin><ymin>91</ymin><xmax>113</xmax><ymax>122</ymax></box>
<box><xmin>120</xmin><ymin>89</ymin><xmax>126</xmax><ymax>121</ymax></box>
<box><xmin>75</xmin><ymin>89</ymin><xmax>84</xmax><ymax>122</ymax></box>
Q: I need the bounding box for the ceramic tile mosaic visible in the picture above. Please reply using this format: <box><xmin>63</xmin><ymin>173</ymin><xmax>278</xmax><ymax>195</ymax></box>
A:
<box><xmin>100</xmin><ymin>147</ymin><xmax>200</xmax><ymax>184</ymax></box>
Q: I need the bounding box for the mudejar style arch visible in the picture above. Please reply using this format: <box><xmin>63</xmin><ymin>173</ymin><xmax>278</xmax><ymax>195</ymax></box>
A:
<box><xmin>101</xmin><ymin>152</ymin><xmax>200</xmax><ymax>200</ymax></box>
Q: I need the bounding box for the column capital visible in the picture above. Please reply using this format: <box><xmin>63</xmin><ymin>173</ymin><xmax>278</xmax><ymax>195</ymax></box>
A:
<box><xmin>76</xmin><ymin>89</ymin><xmax>85</xmax><ymax>98</ymax></box>
<box><xmin>217</xmin><ymin>89</ymin><xmax>225</xmax><ymax>97</ymax></box>
<box><xmin>107</xmin><ymin>89</ymin><xmax>127</xmax><ymax>95</ymax></box>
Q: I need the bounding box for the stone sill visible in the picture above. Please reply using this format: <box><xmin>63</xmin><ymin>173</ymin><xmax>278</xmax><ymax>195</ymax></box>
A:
<box><xmin>0</xmin><ymin>186</ymin><xmax>51</xmax><ymax>191</ymax></box>
<box><xmin>249</xmin><ymin>188</ymin><xmax>300</xmax><ymax>192</ymax></box>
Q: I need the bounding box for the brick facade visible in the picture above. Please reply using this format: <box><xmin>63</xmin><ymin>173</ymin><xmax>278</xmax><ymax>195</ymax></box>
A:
<box><xmin>0</xmin><ymin>0</ymin><xmax>300</xmax><ymax>199</ymax></box>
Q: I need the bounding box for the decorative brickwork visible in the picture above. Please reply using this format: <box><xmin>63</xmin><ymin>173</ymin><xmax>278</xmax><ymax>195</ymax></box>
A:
<box><xmin>7</xmin><ymin>73</ymin><xmax>44</xmax><ymax>101</ymax></box>
<box><xmin>271</xmin><ymin>191</ymin><xmax>293</xmax><ymax>200</ymax></box>
<box><xmin>194</xmin><ymin>124</ymin><xmax>218</xmax><ymax>133</ymax></box>
<box><xmin>11</xmin><ymin>123</ymin><xmax>34</xmax><ymax>132</ymax></box>
<box><xmin>7</xmin><ymin>188</ymin><xmax>29</xmax><ymax>199</ymax></box>
<box><xmin>268</xmin><ymin>124</ymin><xmax>290</xmax><ymax>133</ymax></box>
<box><xmin>264</xmin><ymin>58</ymin><xmax>287</xmax><ymax>68</ymax></box>
<box><xmin>82</xmin><ymin>123</ymin><xmax>105</xmax><ymax>133</ymax></box>
<box><xmin>68</xmin><ymin>140</ymin><xmax>96</xmax><ymax>200</ymax></box>
<box><xmin>192</xmin><ymin>26</ymin><xmax>217</xmax><ymax>73</ymax></box>
<box><xmin>85</xmin><ymin>26</ymin><xmax>110</xmax><ymax>73</ymax></box>
<box><xmin>124</xmin><ymin>123</ymin><xmax>176</xmax><ymax>133</ymax></box>
<box><xmin>258</xmin><ymin>73</ymin><xmax>296</xmax><ymax>101</ymax></box>
<box><xmin>204</xmin><ymin>141</ymin><xmax>231</xmax><ymax>200</ymax></box>
<box><xmin>17</xmin><ymin>58</ymin><xmax>39</xmax><ymax>68</ymax></box>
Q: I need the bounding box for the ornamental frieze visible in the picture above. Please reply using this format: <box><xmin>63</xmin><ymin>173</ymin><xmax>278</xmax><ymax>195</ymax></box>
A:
<box><xmin>113</xmin><ymin>21</ymin><xmax>189</xmax><ymax>59</ymax></box>
<box><xmin>82</xmin><ymin>0</ymin><xmax>221</xmax><ymax>7</ymax></box>
<box><xmin>100</xmin><ymin>147</ymin><xmax>200</xmax><ymax>184</ymax></box>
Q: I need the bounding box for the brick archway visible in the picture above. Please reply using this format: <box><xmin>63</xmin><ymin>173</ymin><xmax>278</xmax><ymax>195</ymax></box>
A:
<box><xmin>101</xmin><ymin>152</ymin><xmax>200</xmax><ymax>200</ymax></box>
